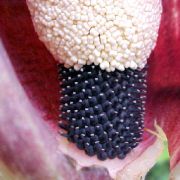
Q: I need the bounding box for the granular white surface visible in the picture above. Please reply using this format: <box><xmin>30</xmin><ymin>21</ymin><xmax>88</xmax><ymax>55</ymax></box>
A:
<box><xmin>27</xmin><ymin>0</ymin><xmax>162</xmax><ymax>71</ymax></box>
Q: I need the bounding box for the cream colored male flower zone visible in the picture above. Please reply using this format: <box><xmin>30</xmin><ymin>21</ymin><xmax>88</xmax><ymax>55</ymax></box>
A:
<box><xmin>27</xmin><ymin>0</ymin><xmax>161</xmax><ymax>71</ymax></box>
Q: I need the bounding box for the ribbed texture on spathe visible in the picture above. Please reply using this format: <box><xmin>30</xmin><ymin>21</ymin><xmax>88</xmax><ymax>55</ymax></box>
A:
<box><xmin>58</xmin><ymin>65</ymin><xmax>147</xmax><ymax>161</ymax></box>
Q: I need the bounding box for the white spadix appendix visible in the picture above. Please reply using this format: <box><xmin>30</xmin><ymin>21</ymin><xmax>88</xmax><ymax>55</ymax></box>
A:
<box><xmin>27</xmin><ymin>0</ymin><xmax>162</xmax><ymax>72</ymax></box>
<box><xmin>26</xmin><ymin>0</ymin><xmax>163</xmax><ymax>178</ymax></box>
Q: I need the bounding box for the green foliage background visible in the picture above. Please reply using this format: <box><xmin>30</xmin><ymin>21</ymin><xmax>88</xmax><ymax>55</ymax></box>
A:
<box><xmin>145</xmin><ymin>143</ymin><xmax>169</xmax><ymax>180</ymax></box>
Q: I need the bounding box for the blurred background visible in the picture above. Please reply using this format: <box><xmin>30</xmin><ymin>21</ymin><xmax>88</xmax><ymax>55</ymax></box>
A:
<box><xmin>146</xmin><ymin>142</ymin><xmax>169</xmax><ymax>180</ymax></box>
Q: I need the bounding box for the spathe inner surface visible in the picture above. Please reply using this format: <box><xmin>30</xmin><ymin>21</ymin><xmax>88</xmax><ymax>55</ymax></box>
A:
<box><xmin>0</xmin><ymin>1</ymin><xmax>166</xmax><ymax>178</ymax></box>
<box><xmin>2</xmin><ymin>0</ymin><xmax>180</xmax><ymax>178</ymax></box>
